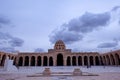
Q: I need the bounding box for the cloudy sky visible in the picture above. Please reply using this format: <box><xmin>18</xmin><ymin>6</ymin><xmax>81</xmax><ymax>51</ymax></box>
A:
<box><xmin>0</xmin><ymin>0</ymin><xmax>120</xmax><ymax>53</ymax></box>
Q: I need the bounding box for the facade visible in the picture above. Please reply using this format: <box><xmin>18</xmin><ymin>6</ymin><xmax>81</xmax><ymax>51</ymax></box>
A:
<box><xmin>0</xmin><ymin>40</ymin><xmax>120</xmax><ymax>67</ymax></box>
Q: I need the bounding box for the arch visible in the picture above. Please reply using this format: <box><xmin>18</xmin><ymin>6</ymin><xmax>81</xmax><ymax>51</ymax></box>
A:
<box><xmin>18</xmin><ymin>57</ymin><xmax>23</xmax><ymax>66</ymax></box>
<box><xmin>90</xmin><ymin>56</ymin><xmax>94</xmax><ymax>66</ymax></box>
<box><xmin>84</xmin><ymin>56</ymin><xmax>88</xmax><ymax>66</ymax></box>
<box><xmin>43</xmin><ymin>56</ymin><xmax>48</xmax><ymax>66</ymax></box>
<box><xmin>78</xmin><ymin>56</ymin><xmax>82</xmax><ymax>66</ymax></box>
<box><xmin>100</xmin><ymin>56</ymin><xmax>103</xmax><ymax>65</ymax></box>
<box><xmin>13</xmin><ymin>57</ymin><xmax>16</xmax><ymax>65</ymax></box>
<box><xmin>106</xmin><ymin>55</ymin><xmax>110</xmax><ymax>65</ymax></box>
<box><xmin>110</xmin><ymin>54</ymin><xmax>115</xmax><ymax>65</ymax></box>
<box><xmin>1</xmin><ymin>55</ymin><xmax>6</xmax><ymax>66</ymax></box>
<box><xmin>11</xmin><ymin>56</ymin><xmax>14</xmax><ymax>60</ymax></box>
<box><xmin>24</xmin><ymin>56</ymin><xmax>29</xmax><ymax>66</ymax></box>
<box><xmin>103</xmin><ymin>56</ymin><xmax>106</xmax><ymax>65</ymax></box>
<box><xmin>67</xmin><ymin>56</ymin><xmax>71</xmax><ymax>66</ymax></box>
<box><xmin>72</xmin><ymin>56</ymin><xmax>76</xmax><ymax>66</ymax></box>
<box><xmin>49</xmin><ymin>57</ymin><xmax>53</xmax><ymax>66</ymax></box>
<box><xmin>115</xmin><ymin>53</ymin><xmax>120</xmax><ymax>65</ymax></box>
<box><xmin>95</xmin><ymin>56</ymin><xmax>100</xmax><ymax>65</ymax></box>
<box><xmin>37</xmin><ymin>56</ymin><xmax>41</xmax><ymax>66</ymax></box>
<box><xmin>31</xmin><ymin>56</ymin><xmax>35</xmax><ymax>66</ymax></box>
<box><xmin>57</xmin><ymin>54</ymin><xmax>63</xmax><ymax>66</ymax></box>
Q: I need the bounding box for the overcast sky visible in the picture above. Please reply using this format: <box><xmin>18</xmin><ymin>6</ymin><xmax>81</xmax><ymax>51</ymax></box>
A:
<box><xmin>0</xmin><ymin>0</ymin><xmax>120</xmax><ymax>53</ymax></box>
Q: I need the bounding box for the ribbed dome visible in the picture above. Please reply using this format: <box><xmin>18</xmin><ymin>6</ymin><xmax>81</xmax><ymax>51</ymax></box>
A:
<box><xmin>54</xmin><ymin>40</ymin><xmax>66</xmax><ymax>50</ymax></box>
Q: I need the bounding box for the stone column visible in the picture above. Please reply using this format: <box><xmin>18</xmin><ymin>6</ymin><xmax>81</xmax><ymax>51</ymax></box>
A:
<box><xmin>71</xmin><ymin>57</ymin><xmax>73</xmax><ymax>66</ymax></box>
<box><xmin>93</xmin><ymin>57</ymin><xmax>95</xmax><ymax>66</ymax></box>
<box><xmin>35</xmin><ymin>56</ymin><xmax>37</xmax><ymax>66</ymax></box>
<box><xmin>82</xmin><ymin>56</ymin><xmax>84</xmax><ymax>66</ymax></box>
<box><xmin>22</xmin><ymin>57</ymin><xmax>25</xmax><ymax>66</ymax></box>
<box><xmin>99</xmin><ymin>57</ymin><xmax>101</xmax><ymax>65</ymax></box>
<box><xmin>76</xmin><ymin>56</ymin><xmax>78</xmax><ymax>66</ymax></box>
<box><xmin>48</xmin><ymin>56</ymin><xmax>49</xmax><ymax>66</ymax></box>
<box><xmin>41</xmin><ymin>56</ymin><xmax>43</xmax><ymax>66</ymax></box>
<box><xmin>64</xmin><ymin>57</ymin><xmax>67</xmax><ymax>66</ymax></box>
<box><xmin>88</xmin><ymin>56</ymin><xmax>90</xmax><ymax>66</ymax></box>
<box><xmin>29</xmin><ymin>56</ymin><xmax>31</xmax><ymax>66</ymax></box>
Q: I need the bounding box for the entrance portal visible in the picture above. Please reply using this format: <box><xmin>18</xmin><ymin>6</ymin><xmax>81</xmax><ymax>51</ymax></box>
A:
<box><xmin>57</xmin><ymin>54</ymin><xmax>63</xmax><ymax>66</ymax></box>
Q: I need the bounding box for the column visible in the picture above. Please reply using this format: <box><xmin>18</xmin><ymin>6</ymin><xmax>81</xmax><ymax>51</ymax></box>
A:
<box><xmin>88</xmin><ymin>56</ymin><xmax>90</xmax><ymax>66</ymax></box>
<box><xmin>82</xmin><ymin>56</ymin><xmax>84</xmax><ymax>66</ymax></box>
<box><xmin>35</xmin><ymin>56</ymin><xmax>37</xmax><ymax>66</ymax></box>
<box><xmin>41</xmin><ymin>56</ymin><xmax>43</xmax><ymax>66</ymax></box>
<box><xmin>76</xmin><ymin>56</ymin><xmax>78</xmax><ymax>66</ymax></box>
<box><xmin>29</xmin><ymin>56</ymin><xmax>31</xmax><ymax>66</ymax></box>
<box><xmin>93</xmin><ymin>57</ymin><xmax>95</xmax><ymax>66</ymax></box>
<box><xmin>48</xmin><ymin>56</ymin><xmax>49</xmax><ymax>66</ymax></box>
<box><xmin>22</xmin><ymin>57</ymin><xmax>25</xmax><ymax>66</ymax></box>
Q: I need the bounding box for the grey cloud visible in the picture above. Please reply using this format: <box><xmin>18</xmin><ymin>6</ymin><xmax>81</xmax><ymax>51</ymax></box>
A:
<box><xmin>112</xmin><ymin>6</ymin><xmax>120</xmax><ymax>11</ymax></box>
<box><xmin>97</xmin><ymin>41</ymin><xmax>118</xmax><ymax>48</ymax></box>
<box><xmin>0</xmin><ymin>47</ymin><xmax>16</xmax><ymax>53</ymax></box>
<box><xmin>9</xmin><ymin>37</ymin><xmax>24</xmax><ymax>47</ymax></box>
<box><xmin>49</xmin><ymin>28</ymin><xmax>83</xmax><ymax>44</ymax></box>
<box><xmin>49</xmin><ymin>12</ymin><xmax>110</xmax><ymax>44</ymax></box>
<box><xmin>68</xmin><ymin>12</ymin><xmax>110</xmax><ymax>33</ymax></box>
<box><xmin>34</xmin><ymin>48</ymin><xmax>44</xmax><ymax>52</ymax></box>
<box><xmin>0</xmin><ymin>15</ymin><xmax>24</xmax><ymax>52</ymax></box>
<box><xmin>0</xmin><ymin>16</ymin><xmax>10</xmax><ymax>28</ymax></box>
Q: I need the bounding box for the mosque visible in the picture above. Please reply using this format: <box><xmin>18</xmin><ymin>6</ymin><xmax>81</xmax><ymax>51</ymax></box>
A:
<box><xmin>0</xmin><ymin>40</ymin><xmax>120</xmax><ymax>67</ymax></box>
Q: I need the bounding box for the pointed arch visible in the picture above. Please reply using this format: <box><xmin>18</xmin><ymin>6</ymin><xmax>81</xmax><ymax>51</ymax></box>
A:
<box><xmin>37</xmin><ymin>56</ymin><xmax>41</xmax><ymax>66</ymax></box>
<box><xmin>49</xmin><ymin>57</ymin><xmax>53</xmax><ymax>66</ymax></box>
<box><xmin>90</xmin><ymin>56</ymin><xmax>94</xmax><ymax>66</ymax></box>
<box><xmin>24</xmin><ymin>56</ymin><xmax>29</xmax><ymax>66</ymax></box>
<box><xmin>31</xmin><ymin>56</ymin><xmax>35</xmax><ymax>66</ymax></box>
<box><xmin>18</xmin><ymin>57</ymin><xmax>23</xmax><ymax>66</ymax></box>
<box><xmin>84</xmin><ymin>56</ymin><xmax>88</xmax><ymax>66</ymax></box>
<box><xmin>43</xmin><ymin>56</ymin><xmax>48</xmax><ymax>66</ymax></box>
<box><xmin>72</xmin><ymin>56</ymin><xmax>76</xmax><ymax>66</ymax></box>
<box><xmin>57</xmin><ymin>54</ymin><xmax>63</xmax><ymax>66</ymax></box>
<box><xmin>78</xmin><ymin>56</ymin><xmax>82</xmax><ymax>66</ymax></box>
<box><xmin>115</xmin><ymin>53</ymin><xmax>120</xmax><ymax>65</ymax></box>
<box><xmin>110</xmin><ymin>54</ymin><xmax>115</xmax><ymax>65</ymax></box>
<box><xmin>1</xmin><ymin>55</ymin><xmax>6</xmax><ymax>66</ymax></box>
<box><xmin>95</xmin><ymin>56</ymin><xmax>100</xmax><ymax>65</ymax></box>
<box><xmin>67</xmin><ymin>56</ymin><xmax>71</xmax><ymax>66</ymax></box>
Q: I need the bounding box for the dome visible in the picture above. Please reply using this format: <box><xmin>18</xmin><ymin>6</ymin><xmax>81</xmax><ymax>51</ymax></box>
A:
<box><xmin>54</xmin><ymin>40</ymin><xmax>66</xmax><ymax>50</ymax></box>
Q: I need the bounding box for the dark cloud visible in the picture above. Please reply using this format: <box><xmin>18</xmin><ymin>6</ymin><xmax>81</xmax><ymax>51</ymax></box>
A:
<box><xmin>0</xmin><ymin>47</ymin><xmax>16</xmax><ymax>53</ymax></box>
<box><xmin>68</xmin><ymin>12</ymin><xmax>110</xmax><ymax>33</ymax></box>
<box><xmin>112</xmin><ymin>6</ymin><xmax>120</xmax><ymax>11</ymax></box>
<box><xmin>34</xmin><ymin>48</ymin><xmax>44</xmax><ymax>52</ymax></box>
<box><xmin>49</xmin><ymin>12</ymin><xmax>110</xmax><ymax>44</ymax></box>
<box><xmin>97</xmin><ymin>41</ymin><xmax>118</xmax><ymax>48</ymax></box>
<box><xmin>0</xmin><ymin>16</ymin><xmax>11</xmax><ymax>28</ymax></box>
<box><xmin>49</xmin><ymin>27</ymin><xmax>83</xmax><ymax>44</ymax></box>
<box><xmin>9</xmin><ymin>37</ymin><xmax>24</xmax><ymax>47</ymax></box>
<box><xmin>0</xmin><ymin>15</ymin><xmax>24</xmax><ymax>52</ymax></box>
